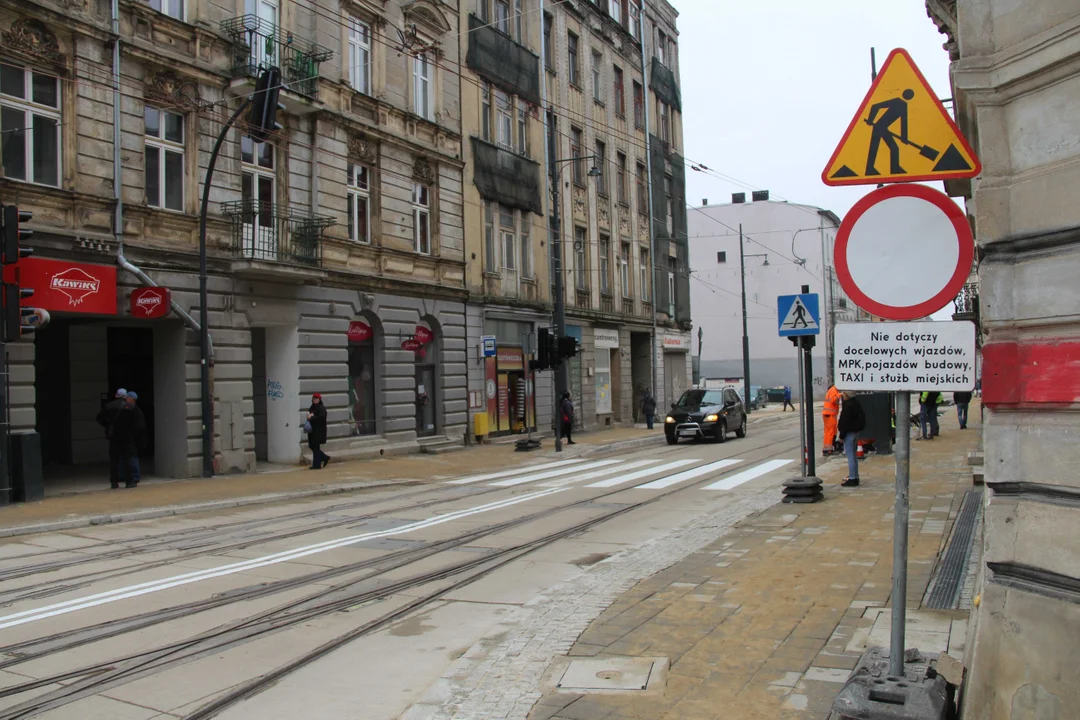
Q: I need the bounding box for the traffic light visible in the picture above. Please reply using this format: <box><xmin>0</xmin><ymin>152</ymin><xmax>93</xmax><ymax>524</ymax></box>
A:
<box><xmin>247</xmin><ymin>66</ymin><xmax>284</xmax><ymax>143</ymax></box>
<box><xmin>1</xmin><ymin>205</ymin><xmax>40</xmax><ymax>342</ymax></box>
<box><xmin>529</xmin><ymin>328</ymin><xmax>562</xmax><ymax>371</ymax></box>
<box><xmin>557</xmin><ymin>335</ymin><xmax>579</xmax><ymax>361</ymax></box>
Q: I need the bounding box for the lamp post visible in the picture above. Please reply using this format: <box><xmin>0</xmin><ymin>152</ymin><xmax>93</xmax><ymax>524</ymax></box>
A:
<box><xmin>549</xmin><ymin>154</ymin><xmax>601</xmax><ymax>452</ymax></box>
<box><xmin>738</xmin><ymin>225</ymin><xmax>768</xmax><ymax>414</ymax></box>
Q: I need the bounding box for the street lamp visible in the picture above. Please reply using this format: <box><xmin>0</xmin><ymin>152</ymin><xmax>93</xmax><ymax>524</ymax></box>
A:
<box><xmin>738</xmin><ymin>222</ymin><xmax>768</xmax><ymax>414</ymax></box>
<box><xmin>549</xmin><ymin>154</ymin><xmax>600</xmax><ymax>452</ymax></box>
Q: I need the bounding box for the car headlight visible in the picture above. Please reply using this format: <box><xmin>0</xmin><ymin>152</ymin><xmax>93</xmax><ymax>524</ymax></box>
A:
<box><xmin>704</xmin><ymin>414</ymin><xmax>719</xmax><ymax>422</ymax></box>
<box><xmin>665</xmin><ymin>416</ymin><xmax>675</xmax><ymax>424</ymax></box>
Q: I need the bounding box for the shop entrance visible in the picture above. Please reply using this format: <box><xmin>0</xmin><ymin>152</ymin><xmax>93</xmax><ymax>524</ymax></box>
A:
<box><xmin>415</xmin><ymin>363</ymin><xmax>436</xmax><ymax>437</ymax></box>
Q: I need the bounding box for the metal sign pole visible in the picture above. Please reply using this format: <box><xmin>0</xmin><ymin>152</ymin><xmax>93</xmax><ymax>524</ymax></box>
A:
<box><xmin>797</xmin><ymin>342</ymin><xmax>806</xmax><ymax>477</ymax></box>
<box><xmin>890</xmin><ymin>390</ymin><xmax>911</xmax><ymax>675</ymax></box>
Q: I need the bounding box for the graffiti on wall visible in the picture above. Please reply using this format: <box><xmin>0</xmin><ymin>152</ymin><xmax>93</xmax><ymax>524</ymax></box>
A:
<box><xmin>267</xmin><ymin>380</ymin><xmax>284</xmax><ymax>401</ymax></box>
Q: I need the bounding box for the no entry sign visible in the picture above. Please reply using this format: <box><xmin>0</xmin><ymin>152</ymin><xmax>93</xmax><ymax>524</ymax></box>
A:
<box><xmin>835</xmin><ymin>184</ymin><xmax>973</xmax><ymax>321</ymax></box>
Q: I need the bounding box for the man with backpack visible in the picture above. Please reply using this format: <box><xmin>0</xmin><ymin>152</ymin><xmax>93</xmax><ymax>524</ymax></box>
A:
<box><xmin>838</xmin><ymin>391</ymin><xmax>866</xmax><ymax>488</ymax></box>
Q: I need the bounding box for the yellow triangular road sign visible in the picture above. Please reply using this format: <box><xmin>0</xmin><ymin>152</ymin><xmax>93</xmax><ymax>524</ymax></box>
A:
<box><xmin>822</xmin><ymin>48</ymin><xmax>981</xmax><ymax>186</ymax></box>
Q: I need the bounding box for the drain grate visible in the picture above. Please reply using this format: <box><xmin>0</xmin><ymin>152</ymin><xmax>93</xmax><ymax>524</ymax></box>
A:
<box><xmin>926</xmin><ymin>489</ymin><xmax>982</xmax><ymax>609</ymax></box>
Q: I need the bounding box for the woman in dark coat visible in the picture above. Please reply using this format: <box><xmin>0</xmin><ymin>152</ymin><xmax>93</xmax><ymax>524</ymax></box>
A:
<box><xmin>560</xmin><ymin>392</ymin><xmax>575</xmax><ymax>445</ymax></box>
<box><xmin>307</xmin><ymin>393</ymin><xmax>330</xmax><ymax>469</ymax></box>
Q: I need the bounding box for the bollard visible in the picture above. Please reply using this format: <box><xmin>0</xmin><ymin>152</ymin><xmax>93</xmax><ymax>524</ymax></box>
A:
<box><xmin>782</xmin><ymin>476</ymin><xmax>823</xmax><ymax>504</ymax></box>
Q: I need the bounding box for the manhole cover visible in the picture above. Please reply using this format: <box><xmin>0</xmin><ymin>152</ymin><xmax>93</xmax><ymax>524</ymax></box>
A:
<box><xmin>557</xmin><ymin>658</ymin><xmax>655</xmax><ymax>691</ymax></box>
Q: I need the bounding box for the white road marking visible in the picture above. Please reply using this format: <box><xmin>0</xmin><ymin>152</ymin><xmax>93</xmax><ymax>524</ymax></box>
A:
<box><xmin>0</xmin><ymin>487</ymin><xmax>567</xmax><ymax>631</ymax></box>
<box><xmin>445</xmin><ymin>459</ymin><xmax>587</xmax><ymax>485</ymax></box>
<box><xmin>634</xmin><ymin>459</ymin><xmax>744</xmax><ymax>489</ymax></box>
<box><xmin>585</xmin><ymin>459</ymin><xmax>700</xmax><ymax>488</ymax></box>
<box><xmin>537</xmin><ymin>459</ymin><xmax>665</xmax><ymax>488</ymax></box>
<box><xmin>488</xmin><ymin>459</ymin><xmax>623</xmax><ymax>487</ymax></box>
<box><xmin>702</xmin><ymin>459</ymin><xmax>794</xmax><ymax>490</ymax></box>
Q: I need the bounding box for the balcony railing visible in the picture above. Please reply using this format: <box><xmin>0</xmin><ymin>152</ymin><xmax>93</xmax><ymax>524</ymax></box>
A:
<box><xmin>575</xmin><ymin>289</ymin><xmax>591</xmax><ymax>309</ymax></box>
<box><xmin>220</xmin><ymin>15</ymin><xmax>333</xmax><ymax>98</ymax></box>
<box><xmin>953</xmin><ymin>282</ymin><xmax>978</xmax><ymax>320</ymax></box>
<box><xmin>641</xmin><ymin>301</ymin><xmax>653</xmax><ymax>318</ymax></box>
<box><xmin>600</xmin><ymin>293</ymin><xmax>614</xmax><ymax>314</ymax></box>
<box><xmin>221</xmin><ymin>201</ymin><xmax>334</xmax><ymax>266</ymax></box>
<box><xmin>623</xmin><ymin>298</ymin><xmax>635</xmax><ymax>316</ymax></box>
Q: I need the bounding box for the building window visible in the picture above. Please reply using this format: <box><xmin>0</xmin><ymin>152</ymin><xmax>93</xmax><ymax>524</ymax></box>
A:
<box><xmin>599</xmin><ymin>235</ymin><xmax>611</xmax><ymax>295</ymax></box>
<box><xmin>413</xmin><ymin>183</ymin><xmax>431</xmax><ymax>254</ymax></box>
<box><xmin>570</xmin><ymin>126</ymin><xmax>584</xmax><ymax>185</ymax></box>
<box><xmin>495</xmin><ymin>88</ymin><xmax>513</xmax><ymax>150</ymax></box>
<box><xmin>148</xmin><ymin>0</ymin><xmax>184</xmax><ymax>20</ymax></box>
<box><xmin>567</xmin><ymin>31</ymin><xmax>579</xmax><ymax>86</ymax></box>
<box><xmin>240</xmin><ymin>135</ymin><xmax>276</xmax><ymax>258</ymax></box>
<box><xmin>546</xmin><ymin>109</ymin><xmax>557</xmax><ymax>168</ymax></box>
<box><xmin>635</xmin><ymin>161</ymin><xmax>647</xmax><ymax>214</ymax></box>
<box><xmin>613</xmin><ymin>66</ymin><xmax>625</xmax><ymax>116</ymax></box>
<box><xmin>517</xmin><ymin>105</ymin><xmax>528</xmax><ymax>155</ymax></box>
<box><xmin>616</xmin><ymin>152</ymin><xmax>628</xmax><ymax>205</ymax></box>
<box><xmin>484</xmin><ymin>202</ymin><xmax>497</xmax><ymax>271</ymax></box>
<box><xmin>660</xmin><ymin>100</ymin><xmax>671</xmax><ymax>143</ymax></box>
<box><xmin>620</xmin><ymin>241</ymin><xmax>631</xmax><ymax>298</ymax></box>
<box><xmin>632</xmin><ymin>81</ymin><xmax>643</xmax><ymax>129</ymax></box>
<box><xmin>0</xmin><ymin>63</ymin><xmax>61</xmax><ymax>187</ymax></box>
<box><xmin>500</xmin><ymin>204</ymin><xmax>516</xmax><ymax>270</ymax></box>
<box><xmin>348</xmin><ymin>18</ymin><xmax>371</xmax><ymax>94</ymax></box>
<box><xmin>610</xmin><ymin>0</ymin><xmax>623</xmax><ymax>26</ymax></box>
<box><xmin>657</xmin><ymin>30</ymin><xmax>667</xmax><ymax>64</ymax></box>
<box><xmin>667</xmin><ymin>269</ymin><xmax>675</xmax><ymax>317</ymax></box>
<box><xmin>591</xmin><ymin>51</ymin><xmax>603</xmax><ymax>103</ymax></box>
<box><xmin>144</xmin><ymin>106</ymin><xmax>184</xmax><ymax>211</ymax></box>
<box><xmin>574</xmin><ymin>226</ymin><xmax>587</xmax><ymax>290</ymax></box>
<box><xmin>543</xmin><ymin>13</ymin><xmax>554</xmax><ymax>71</ymax></box>
<box><xmin>665</xmin><ymin>174</ymin><xmax>674</xmax><ymax>235</ymax></box>
<box><xmin>520</xmin><ymin>221</ymin><xmax>532</xmax><ymax>278</ymax></box>
<box><xmin>347</xmin><ymin>162</ymin><xmax>370</xmax><ymax>243</ymax></box>
<box><xmin>640</xmin><ymin>247</ymin><xmax>650</xmax><ymax>301</ymax></box>
<box><xmin>717</xmin><ymin>251</ymin><xmax>726</xmax><ymax>263</ymax></box>
<box><xmin>413</xmin><ymin>54</ymin><xmax>433</xmax><ymax>121</ymax></box>
<box><xmin>629</xmin><ymin>0</ymin><xmax>640</xmax><ymax>40</ymax></box>
<box><xmin>594</xmin><ymin>139</ymin><xmax>606</xmax><ymax>195</ymax></box>
<box><xmin>481</xmin><ymin>82</ymin><xmax>492</xmax><ymax>141</ymax></box>
<box><xmin>515</xmin><ymin>0</ymin><xmax>524</xmax><ymax>42</ymax></box>
<box><xmin>495</xmin><ymin>0</ymin><xmax>510</xmax><ymax>34</ymax></box>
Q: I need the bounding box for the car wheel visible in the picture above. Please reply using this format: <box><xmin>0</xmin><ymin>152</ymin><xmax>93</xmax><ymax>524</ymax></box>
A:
<box><xmin>735</xmin><ymin>415</ymin><xmax>747</xmax><ymax>438</ymax></box>
<box><xmin>666</xmin><ymin>434</ymin><xmax>678</xmax><ymax>445</ymax></box>
<box><xmin>715</xmin><ymin>422</ymin><xmax>727</xmax><ymax>443</ymax></box>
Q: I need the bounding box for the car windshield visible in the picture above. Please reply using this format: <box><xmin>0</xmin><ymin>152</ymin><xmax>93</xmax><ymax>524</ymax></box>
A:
<box><xmin>676</xmin><ymin>389</ymin><xmax>723</xmax><ymax>409</ymax></box>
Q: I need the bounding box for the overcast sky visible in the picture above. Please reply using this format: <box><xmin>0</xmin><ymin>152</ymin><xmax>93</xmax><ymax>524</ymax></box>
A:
<box><xmin>679</xmin><ymin>0</ymin><xmax>952</xmax><ymax>218</ymax></box>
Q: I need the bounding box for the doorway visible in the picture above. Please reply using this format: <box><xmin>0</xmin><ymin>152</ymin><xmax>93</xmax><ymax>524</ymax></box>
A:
<box><xmin>252</xmin><ymin>328</ymin><xmax>268</xmax><ymax>462</ymax></box>
<box><xmin>415</xmin><ymin>364</ymin><xmax>436</xmax><ymax>437</ymax></box>
<box><xmin>108</xmin><ymin>327</ymin><xmax>155</xmax><ymax>464</ymax></box>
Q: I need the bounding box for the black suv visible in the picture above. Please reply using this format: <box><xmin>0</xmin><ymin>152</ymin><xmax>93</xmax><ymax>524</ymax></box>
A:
<box><xmin>664</xmin><ymin>386</ymin><xmax>747</xmax><ymax>445</ymax></box>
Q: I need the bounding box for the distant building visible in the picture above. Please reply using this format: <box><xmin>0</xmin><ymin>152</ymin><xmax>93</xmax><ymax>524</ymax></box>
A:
<box><xmin>686</xmin><ymin>194</ymin><xmax>858</xmax><ymax>397</ymax></box>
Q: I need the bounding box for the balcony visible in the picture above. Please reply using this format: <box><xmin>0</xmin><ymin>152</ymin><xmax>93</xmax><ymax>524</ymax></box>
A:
<box><xmin>952</xmin><ymin>282</ymin><xmax>979</xmax><ymax>323</ymax></box>
<box><xmin>601</xmin><ymin>293</ymin><xmax>614</xmax><ymax>314</ymax></box>
<box><xmin>221</xmin><ymin>201</ymin><xmax>335</xmax><ymax>281</ymax></box>
<box><xmin>641</xmin><ymin>301</ymin><xmax>653</xmax><ymax>318</ymax></box>
<box><xmin>623</xmin><ymin>298</ymin><xmax>635</xmax><ymax>316</ymax></box>
<box><xmin>575</xmin><ymin>289</ymin><xmax>591</xmax><ymax>309</ymax></box>
<box><xmin>220</xmin><ymin>15</ymin><xmax>333</xmax><ymax>105</ymax></box>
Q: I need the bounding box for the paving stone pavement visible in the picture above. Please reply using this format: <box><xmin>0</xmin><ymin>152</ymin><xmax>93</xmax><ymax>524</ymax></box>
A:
<box><xmin>402</xmin><ymin>407</ymin><xmax>981</xmax><ymax>720</ymax></box>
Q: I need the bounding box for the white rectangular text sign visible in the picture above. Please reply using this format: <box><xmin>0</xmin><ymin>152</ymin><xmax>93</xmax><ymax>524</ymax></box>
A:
<box><xmin>834</xmin><ymin>321</ymin><xmax>976</xmax><ymax>392</ymax></box>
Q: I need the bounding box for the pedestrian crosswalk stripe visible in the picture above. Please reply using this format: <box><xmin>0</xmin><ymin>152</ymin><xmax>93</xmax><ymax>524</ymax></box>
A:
<box><xmin>445</xmin><ymin>459</ymin><xmax>587</xmax><ymax>485</ymax></box>
<box><xmin>584</xmin><ymin>459</ymin><xmax>700</xmax><ymax>488</ymax></box>
<box><xmin>538</xmin><ymin>458</ymin><xmax>665</xmax><ymax>488</ymax></box>
<box><xmin>488</xmin><ymin>459</ymin><xmax>622</xmax><ymax>487</ymax></box>
<box><xmin>634</xmin><ymin>459</ymin><xmax>744</xmax><ymax>489</ymax></box>
<box><xmin>702</xmin><ymin>459</ymin><xmax>794</xmax><ymax>490</ymax></box>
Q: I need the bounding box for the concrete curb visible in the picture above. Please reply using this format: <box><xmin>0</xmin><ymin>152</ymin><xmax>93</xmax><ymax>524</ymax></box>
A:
<box><xmin>0</xmin><ymin>478</ymin><xmax>416</xmax><ymax>540</ymax></box>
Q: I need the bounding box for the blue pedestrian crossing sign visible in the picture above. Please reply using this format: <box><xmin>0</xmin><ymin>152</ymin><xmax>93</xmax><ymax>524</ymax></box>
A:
<box><xmin>777</xmin><ymin>294</ymin><xmax>820</xmax><ymax>337</ymax></box>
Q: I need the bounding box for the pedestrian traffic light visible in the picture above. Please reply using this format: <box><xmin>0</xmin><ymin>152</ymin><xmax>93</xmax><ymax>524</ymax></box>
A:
<box><xmin>557</xmin><ymin>335</ymin><xmax>579</xmax><ymax>361</ymax></box>
<box><xmin>247</xmin><ymin>66</ymin><xmax>284</xmax><ymax>143</ymax></box>
<box><xmin>0</xmin><ymin>205</ymin><xmax>38</xmax><ymax>342</ymax></box>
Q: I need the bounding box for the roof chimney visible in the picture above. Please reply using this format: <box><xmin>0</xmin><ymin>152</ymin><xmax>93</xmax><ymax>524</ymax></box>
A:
<box><xmin>731</xmin><ymin>192</ymin><xmax>746</xmax><ymax>204</ymax></box>
<box><xmin>751</xmin><ymin>190</ymin><xmax>770</xmax><ymax>202</ymax></box>
<box><xmin>702</xmin><ymin>198</ymin><xmax>708</xmax><ymax>206</ymax></box>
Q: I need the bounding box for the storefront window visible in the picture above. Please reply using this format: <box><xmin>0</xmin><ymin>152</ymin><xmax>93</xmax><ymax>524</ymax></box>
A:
<box><xmin>483</xmin><ymin>319</ymin><xmax>537</xmax><ymax>435</ymax></box>
<box><xmin>347</xmin><ymin>320</ymin><xmax>377</xmax><ymax>436</ymax></box>
<box><xmin>595</xmin><ymin>348</ymin><xmax>612</xmax><ymax>415</ymax></box>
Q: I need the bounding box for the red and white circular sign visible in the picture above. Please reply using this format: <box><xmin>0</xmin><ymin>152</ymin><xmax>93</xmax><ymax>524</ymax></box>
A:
<box><xmin>835</xmin><ymin>184</ymin><xmax>974</xmax><ymax>321</ymax></box>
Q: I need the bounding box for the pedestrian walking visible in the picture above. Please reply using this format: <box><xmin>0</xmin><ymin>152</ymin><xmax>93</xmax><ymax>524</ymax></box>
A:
<box><xmin>560</xmin><ymin>392</ymin><xmax>575</xmax><ymax>445</ymax></box>
<box><xmin>918</xmin><ymin>391</ymin><xmax>943</xmax><ymax>440</ymax></box>
<box><xmin>782</xmin><ymin>385</ymin><xmax>795</xmax><ymax>412</ymax></box>
<box><xmin>124</xmin><ymin>391</ymin><xmax>148</xmax><ymax>486</ymax></box>
<box><xmin>822</xmin><ymin>384</ymin><xmax>841</xmax><ymax>455</ymax></box>
<box><xmin>641</xmin><ymin>390</ymin><xmax>657</xmax><ymax>430</ymax></box>
<box><xmin>96</xmin><ymin>388</ymin><xmax>129</xmax><ymax>489</ymax></box>
<box><xmin>306</xmin><ymin>393</ymin><xmax>330</xmax><ymax>469</ymax></box>
<box><xmin>96</xmin><ymin>388</ymin><xmax>144</xmax><ymax>488</ymax></box>
<box><xmin>838</xmin><ymin>391</ymin><xmax>866</xmax><ymax>487</ymax></box>
<box><xmin>954</xmin><ymin>390</ymin><xmax>973</xmax><ymax>430</ymax></box>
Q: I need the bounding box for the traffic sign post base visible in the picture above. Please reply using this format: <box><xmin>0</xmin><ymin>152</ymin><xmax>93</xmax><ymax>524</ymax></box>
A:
<box><xmin>831</xmin><ymin>646</ymin><xmax>952</xmax><ymax>720</ymax></box>
<box><xmin>781</xmin><ymin>476</ymin><xmax>823</xmax><ymax>504</ymax></box>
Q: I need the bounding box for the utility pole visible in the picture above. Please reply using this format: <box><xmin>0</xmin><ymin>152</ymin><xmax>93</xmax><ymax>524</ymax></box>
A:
<box><xmin>550</xmin><ymin>162</ymin><xmax>567</xmax><ymax>453</ymax></box>
<box><xmin>739</xmin><ymin>224</ymin><xmax>750</xmax><ymax>414</ymax></box>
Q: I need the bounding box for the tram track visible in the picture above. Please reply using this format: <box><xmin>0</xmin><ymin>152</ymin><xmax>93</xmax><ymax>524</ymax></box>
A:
<box><xmin>0</xmin><ymin>435</ymin><xmax>801</xmax><ymax>719</ymax></box>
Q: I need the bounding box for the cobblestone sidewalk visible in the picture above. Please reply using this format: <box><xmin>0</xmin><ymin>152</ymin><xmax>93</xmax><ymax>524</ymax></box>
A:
<box><xmin>523</xmin><ymin>410</ymin><xmax>981</xmax><ymax>720</ymax></box>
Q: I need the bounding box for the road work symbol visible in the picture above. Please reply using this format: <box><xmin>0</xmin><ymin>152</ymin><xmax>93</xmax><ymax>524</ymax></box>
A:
<box><xmin>822</xmin><ymin>48</ymin><xmax>981</xmax><ymax>186</ymax></box>
<box><xmin>777</xmin><ymin>294</ymin><xmax>820</xmax><ymax>337</ymax></box>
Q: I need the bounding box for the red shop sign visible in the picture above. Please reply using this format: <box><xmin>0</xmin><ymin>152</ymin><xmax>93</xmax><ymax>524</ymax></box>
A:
<box><xmin>19</xmin><ymin>257</ymin><xmax>117</xmax><ymax>315</ymax></box>
<box><xmin>401</xmin><ymin>339</ymin><xmax>422</xmax><ymax>352</ymax></box>
<box><xmin>347</xmin><ymin>321</ymin><xmax>373</xmax><ymax>343</ymax></box>
<box><xmin>414</xmin><ymin>325</ymin><xmax>433</xmax><ymax>345</ymax></box>
<box><xmin>130</xmin><ymin>287</ymin><xmax>171</xmax><ymax>318</ymax></box>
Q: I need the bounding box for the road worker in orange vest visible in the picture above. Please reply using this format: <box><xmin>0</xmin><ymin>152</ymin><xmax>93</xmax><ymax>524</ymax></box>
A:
<box><xmin>823</xmin><ymin>384</ymin><xmax>841</xmax><ymax>455</ymax></box>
